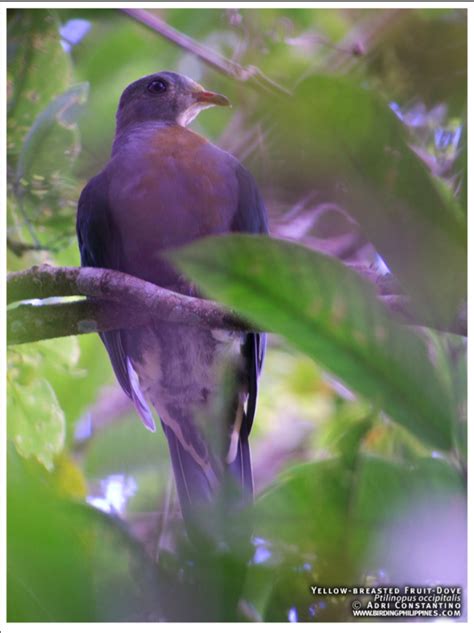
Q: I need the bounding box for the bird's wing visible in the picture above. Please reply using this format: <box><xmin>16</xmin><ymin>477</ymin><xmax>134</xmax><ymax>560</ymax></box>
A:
<box><xmin>76</xmin><ymin>172</ymin><xmax>156</xmax><ymax>431</ymax></box>
<box><xmin>232</xmin><ymin>163</ymin><xmax>269</xmax><ymax>235</ymax></box>
<box><xmin>226</xmin><ymin>163</ymin><xmax>268</xmax><ymax>491</ymax></box>
<box><xmin>158</xmin><ymin>161</ymin><xmax>268</xmax><ymax>523</ymax></box>
<box><xmin>233</xmin><ymin>163</ymin><xmax>268</xmax><ymax>430</ymax></box>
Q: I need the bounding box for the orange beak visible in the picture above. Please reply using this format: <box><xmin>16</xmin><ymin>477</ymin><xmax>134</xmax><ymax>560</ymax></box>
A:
<box><xmin>193</xmin><ymin>90</ymin><xmax>231</xmax><ymax>107</ymax></box>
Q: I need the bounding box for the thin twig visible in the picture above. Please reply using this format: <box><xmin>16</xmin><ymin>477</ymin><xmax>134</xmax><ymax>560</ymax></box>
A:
<box><xmin>7</xmin><ymin>237</ymin><xmax>51</xmax><ymax>257</ymax></box>
<box><xmin>324</xmin><ymin>9</ymin><xmax>404</xmax><ymax>74</ymax></box>
<box><xmin>121</xmin><ymin>8</ymin><xmax>291</xmax><ymax>96</ymax></box>
<box><xmin>296</xmin><ymin>9</ymin><xmax>405</xmax><ymax>85</ymax></box>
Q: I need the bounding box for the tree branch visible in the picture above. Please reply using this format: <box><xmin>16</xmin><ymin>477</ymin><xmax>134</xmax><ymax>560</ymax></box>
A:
<box><xmin>8</xmin><ymin>300</ymin><xmax>148</xmax><ymax>345</ymax></box>
<box><xmin>121</xmin><ymin>8</ymin><xmax>291</xmax><ymax>96</ymax></box>
<box><xmin>7</xmin><ymin>266</ymin><xmax>250</xmax><ymax>345</ymax></box>
<box><xmin>7</xmin><ymin>237</ymin><xmax>51</xmax><ymax>257</ymax></box>
<box><xmin>6</xmin><ymin>264</ymin><xmax>466</xmax><ymax>346</ymax></box>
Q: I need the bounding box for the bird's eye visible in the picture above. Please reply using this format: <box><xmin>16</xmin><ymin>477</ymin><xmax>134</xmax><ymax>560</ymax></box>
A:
<box><xmin>147</xmin><ymin>79</ymin><xmax>168</xmax><ymax>94</ymax></box>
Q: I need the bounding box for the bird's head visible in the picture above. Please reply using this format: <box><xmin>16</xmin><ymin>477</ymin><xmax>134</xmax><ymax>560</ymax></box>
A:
<box><xmin>115</xmin><ymin>71</ymin><xmax>230</xmax><ymax>133</ymax></box>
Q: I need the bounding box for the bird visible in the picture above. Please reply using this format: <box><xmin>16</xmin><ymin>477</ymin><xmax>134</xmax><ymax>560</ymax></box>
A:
<box><xmin>76</xmin><ymin>71</ymin><xmax>268</xmax><ymax>543</ymax></box>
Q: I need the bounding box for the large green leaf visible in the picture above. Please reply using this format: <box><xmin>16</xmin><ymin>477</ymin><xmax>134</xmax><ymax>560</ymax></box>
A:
<box><xmin>16</xmin><ymin>82</ymin><xmax>89</xmax><ymax>185</ymax></box>
<box><xmin>251</xmin><ymin>455</ymin><xmax>464</xmax><ymax>621</ymax></box>
<box><xmin>170</xmin><ymin>234</ymin><xmax>455</xmax><ymax>450</ymax></box>
<box><xmin>7</xmin><ymin>338</ymin><xmax>84</xmax><ymax>461</ymax></box>
<box><xmin>7</xmin><ymin>10</ymin><xmax>73</xmax><ymax>159</ymax></box>
<box><xmin>266</xmin><ymin>75</ymin><xmax>466</xmax><ymax>327</ymax></box>
<box><xmin>8</xmin><ymin>452</ymin><xmax>95</xmax><ymax>621</ymax></box>
<box><xmin>7</xmin><ymin>370</ymin><xmax>65</xmax><ymax>470</ymax></box>
<box><xmin>12</xmin><ymin>82</ymin><xmax>89</xmax><ymax>247</ymax></box>
<box><xmin>7</xmin><ymin>448</ymin><xmax>162</xmax><ymax>622</ymax></box>
<box><xmin>7</xmin><ymin>11</ymin><xmax>87</xmax><ymax>250</ymax></box>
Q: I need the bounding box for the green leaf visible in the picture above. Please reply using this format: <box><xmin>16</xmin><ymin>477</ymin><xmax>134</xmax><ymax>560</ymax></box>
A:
<box><xmin>267</xmin><ymin>75</ymin><xmax>466</xmax><ymax>327</ymax></box>
<box><xmin>16</xmin><ymin>82</ymin><xmax>89</xmax><ymax>186</ymax></box>
<box><xmin>7</xmin><ymin>448</ymin><xmax>162</xmax><ymax>621</ymax></box>
<box><xmin>12</xmin><ymin>82</ymin><xmax>89</xmax><ymax>247</ymax></box>
<box><xmin>253</xmin><ymin>455</ymin><xmax>464</xmax><ymax>619</ymax></box>
<box><xmin>8</xmin><ymin>10</ymin><xmax>73</xmax><ymax>157</ymax></box>
<box><xmin>320</xmin><ymin>409</ymin><xmax>374</xmax><ymax>469</ymax></box>
<box><xmin>170</xmin><ymin>234</ymin><xmax>454</xmax><ymax>450</ymax></box>
<box><xmin>423</xmin><ymin>332</ymin><xmax>466</xmax><ymax>464</ymax></box>
<box><xmin>260</xmin><ymin>455</ymin><xmax>451</xmax><ymax>573</ymax></box>
<box><xmin>7</xmin><ymin>366</ymin><xmax>65</xmax><ymax>470</ymax></box>
<box><xmin>7</xmin><ymin>337</ymin><xmax>88</xmax><ymax>449</ymax></box>
<box><xmin>8</xmin><ymin>450</ymin><xmax>95</xmax><ymax>621</ymax></box>
<box><xmin>7</xmin><ymin>10</ymin><xmax>87</xmax><ymax>249</ymax></box>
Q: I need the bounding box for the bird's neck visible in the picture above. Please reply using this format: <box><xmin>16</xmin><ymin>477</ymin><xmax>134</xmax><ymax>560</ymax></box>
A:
<box><xmin>112</xmin><ymin>120</ymin><xmax>176</xmax><ymax>156</ymax></box>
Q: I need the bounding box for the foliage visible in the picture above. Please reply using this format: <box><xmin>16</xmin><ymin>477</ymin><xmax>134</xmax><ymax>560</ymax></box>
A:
<box><xmin>7</xmin><ymin>7</ymin><xmax>466</xmax><ymax>623</ymax></box>
<box><xmin>267</xmin><ymin>75</ymin><xmax>466</xmax><ymax>327</ymax></box>
<box><xmin>171</xmin><ymin>234</ymin><xmax>456</xmax><ymax>450</ymax></box>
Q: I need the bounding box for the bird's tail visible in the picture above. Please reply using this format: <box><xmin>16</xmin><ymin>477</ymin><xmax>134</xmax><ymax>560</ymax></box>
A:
<box><xmin>161</xmin><ymin>410</ymin><xmax>253</xmax><ymax>547</ymax></box>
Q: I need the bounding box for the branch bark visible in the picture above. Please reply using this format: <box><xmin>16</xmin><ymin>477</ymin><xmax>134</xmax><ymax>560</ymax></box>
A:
<box><xmin>7</xmin><ymin>266</ymin><xmax>251</xmax><ymax>346</ymax></box>
<box><xmin>6</xmin><ymin>264</ymin><xmax>466</xmax><ymax>346</ymax></box>
<box><xmin>8</xmin><ymin>299</ymin><xmax>147</xmax><ymax>344</ymax></box>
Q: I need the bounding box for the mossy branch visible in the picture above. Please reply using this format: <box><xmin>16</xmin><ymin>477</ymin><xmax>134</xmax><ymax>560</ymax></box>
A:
<box><xmin>7</xmin><ymin>264</ymin><xmax>466</xmax><ymax>346</ymax></box>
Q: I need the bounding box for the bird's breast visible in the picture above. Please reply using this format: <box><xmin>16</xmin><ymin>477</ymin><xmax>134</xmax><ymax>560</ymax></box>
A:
<box><xmin>107</xmin><ymin>124</ymin><xmax>238</xmax><ymax>285</ymax></box>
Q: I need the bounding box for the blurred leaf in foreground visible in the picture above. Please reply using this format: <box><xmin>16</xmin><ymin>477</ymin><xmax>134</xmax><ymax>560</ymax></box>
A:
<box><xmin>251</xmin><ymin>455</ymin><xmax>464</xmax><ymax>621</ymax></box>
<box><xmin>7</xmin><ymin>9</ymin><xmax>73</xmax><ymax>156</ymax></box>
<box><xmin>8</xmin><ymin>447</ymin><xmax>162</xmax><ymax>622</ymax></box>
<box><xmin>7</xmin><ymin>347</ymin><xmax>66</xmax><ymax>469</ymax></box>
<box><xmin>170</xmin><ymin>234</ymin><xmax>455</xmax><ymax>450</ymax></box>
<box><xmin>7</xmin><ymin>337</ymin><xmax>84</xmax><ymax>463</ymax></box>
<box><xmin>13</xmin><ymin>82</ymin><xmax>89</xmax><ymax>248</ymax></box>
<box><xmin>266</xmin><ymin>75</ymin><xmax>466</xmax><ymax>327</ymax></box>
